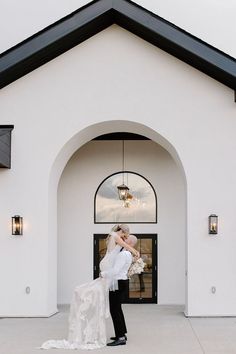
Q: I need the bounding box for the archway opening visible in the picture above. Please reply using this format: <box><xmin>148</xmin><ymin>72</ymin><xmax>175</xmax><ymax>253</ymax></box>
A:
<box><xmin>48</xmin><ymin>120</ymin><xmax>187</xmax><ymax>314</ymax></box>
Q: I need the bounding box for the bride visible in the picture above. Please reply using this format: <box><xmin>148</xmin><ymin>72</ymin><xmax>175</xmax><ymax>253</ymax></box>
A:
<box><xmin>40</xmin><ymin>224</ymin><xmax>139</xmax><ymax>350</ymax></box>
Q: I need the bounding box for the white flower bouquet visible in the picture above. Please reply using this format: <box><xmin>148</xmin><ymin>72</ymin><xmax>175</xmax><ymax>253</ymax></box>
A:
<box><xmin>128</xmin><ymin>257</ymin><xmax>146</xmax><ymax>278</ymax></box>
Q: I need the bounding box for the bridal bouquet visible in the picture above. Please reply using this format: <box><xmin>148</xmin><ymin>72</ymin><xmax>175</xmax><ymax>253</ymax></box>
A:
<box><xmin>128</xmin><ymin>257</ymin><xmax>146</xmax><ymax>278</ymax></box>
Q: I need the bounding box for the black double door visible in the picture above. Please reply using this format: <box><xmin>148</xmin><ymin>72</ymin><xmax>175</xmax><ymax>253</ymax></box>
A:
<box><xmin>93</xmin><ymin>234</ymin><xmax>157</xmax><ymax>303</ymax></box>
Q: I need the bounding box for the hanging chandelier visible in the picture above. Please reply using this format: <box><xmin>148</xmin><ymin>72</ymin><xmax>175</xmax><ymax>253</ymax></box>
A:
<box><xmin>117</xmin><ymin>140</ymin><xmax>129</xmax><ymax>200</ymax></box>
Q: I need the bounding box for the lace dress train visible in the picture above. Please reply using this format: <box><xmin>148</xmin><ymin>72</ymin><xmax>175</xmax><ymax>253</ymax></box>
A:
<box><xmin>40</xmin><ymin>278</ymin><xmax>109</xmax><ymax>350</ymax></box>
<box><xmin>40</xmin><ymin>232</ymin><xmax>121</xmax><ymax>350</ymax></box>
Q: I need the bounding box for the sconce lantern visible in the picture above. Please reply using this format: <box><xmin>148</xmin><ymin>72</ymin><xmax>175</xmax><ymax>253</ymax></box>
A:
<box><xmin>12</xmin><ymin>215</ymin><xmax>23</xmax><ymax>235</ymax></box>
<box><xmin>209</xmin><ymin>214</ymin><xmax>218</xmax><ymax>234</ymax></box>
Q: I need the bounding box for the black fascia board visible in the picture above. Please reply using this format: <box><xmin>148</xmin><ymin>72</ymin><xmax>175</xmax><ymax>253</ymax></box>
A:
<box><xmin>0</xmin><ymin>0</ymin><xmax>235</xmax><ymax>90</ymax></box>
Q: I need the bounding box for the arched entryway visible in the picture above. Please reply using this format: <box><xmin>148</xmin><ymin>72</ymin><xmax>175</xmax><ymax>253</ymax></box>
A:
<box><xmin>48</xmin><ymin>120</ymin><xmax>187</xmax><ymax>315</ymax></box>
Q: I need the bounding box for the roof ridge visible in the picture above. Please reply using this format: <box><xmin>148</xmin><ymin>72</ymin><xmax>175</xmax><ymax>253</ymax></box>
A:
<box><xmin>0</xmin><ymin>0</ymin><xmax>235</xmax><ymax>90</ymax></box>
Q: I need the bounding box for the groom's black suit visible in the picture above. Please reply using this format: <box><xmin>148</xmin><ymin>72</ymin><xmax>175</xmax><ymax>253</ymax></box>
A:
<box><xmin>108</xmin><ymin>249</ymin><xmax>132</xmax><ymax>339</ymax></box>
<box><xmin>109</xmin><ymin>279</ymin><xmax>129</xmax><ymax>338</ymax></box>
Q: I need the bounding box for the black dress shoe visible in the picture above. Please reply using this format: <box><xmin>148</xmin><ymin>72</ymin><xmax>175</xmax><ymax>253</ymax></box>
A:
<box><xmin>110</xmin><ymin>335</ymin><xmax>127</xmax><ymax>341</ymax></box>
<box><xmin>107</xmin><ymin>338</ymin><xmax>126</xmax><ymax>346</ymax></box>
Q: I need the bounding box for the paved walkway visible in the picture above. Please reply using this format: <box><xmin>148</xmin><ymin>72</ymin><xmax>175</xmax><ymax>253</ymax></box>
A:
<box><xmin>1</xmin><ymin>305</ymin><xmax>236</xmax><ymax>354</ymax></box>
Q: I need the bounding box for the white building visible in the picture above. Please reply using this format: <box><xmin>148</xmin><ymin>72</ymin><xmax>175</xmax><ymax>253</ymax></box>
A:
<box><xmin>0</xmin><ymin>0</ymin><xmax>235</xmax><ymax>318</ymax></box>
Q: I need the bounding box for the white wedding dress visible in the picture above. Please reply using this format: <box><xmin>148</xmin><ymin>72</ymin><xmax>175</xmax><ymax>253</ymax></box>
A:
<box><xmin>40</xmin><ymin>232</ymin><xmax>121</xmax><ymax>350</ymax></box>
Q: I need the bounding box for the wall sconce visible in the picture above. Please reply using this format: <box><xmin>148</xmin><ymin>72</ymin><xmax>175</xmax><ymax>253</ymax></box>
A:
<box><xmin>209</xmin><ymin>214</ymin><xmax>218</xmax><ymax>234</ymax></box>
<box><xmin>12</xmin><ymin>215</ymin><xmax>23</xmax><ymax>235</ymax></box>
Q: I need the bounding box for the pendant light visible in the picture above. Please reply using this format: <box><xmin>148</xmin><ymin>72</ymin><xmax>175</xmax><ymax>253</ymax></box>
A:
<box><xmin>117</xmin><ymin>140</ymin><xmax>129</xmax><ymax>200</ymax></box>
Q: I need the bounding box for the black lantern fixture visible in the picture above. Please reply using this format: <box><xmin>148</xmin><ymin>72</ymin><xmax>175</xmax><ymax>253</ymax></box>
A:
<box><xmin>117</xmin><ymin>140</ymin><xmax>129</xmax><ymax>200</ymax></box>
<box><xmin>209</xmin><ymin>214</ymin><xmax>218</xmax><ymax>234</ymax></box>
<box><xmin>12</xmin><ymin>215</ymin><xmax>23</xmax><ymax>235</ymax></box>
<box><xmin>117</xmin><ymin>183</ymin><xmax>129</xmax><ymax>201</ymax></box>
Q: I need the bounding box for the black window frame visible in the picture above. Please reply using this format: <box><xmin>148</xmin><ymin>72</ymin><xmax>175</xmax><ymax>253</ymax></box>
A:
<box><xmin>94</xmin><ymin>171</ymin><xmax>158</xmax><ymax>224</ymax></box>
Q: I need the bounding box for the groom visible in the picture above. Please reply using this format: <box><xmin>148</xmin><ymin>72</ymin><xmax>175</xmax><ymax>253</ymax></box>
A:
<box><xmin>101</xmin><ymin>235</ymin><xmax>138</xmax><ymax>346</ymax></box>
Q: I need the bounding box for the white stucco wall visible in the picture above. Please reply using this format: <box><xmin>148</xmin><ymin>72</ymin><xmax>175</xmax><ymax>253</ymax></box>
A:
<box><xmin>0</xmin><ymin>0</ymin><xmax>235</xmax><ymax>57</ymax></box>
<box><xmin>0</xmin><ymin>25</ymin><xmax>235</xmax><ymax>316</ymax></box>
<box><xmin>57</xmin><ymin>140</ymin><xmax>186</xmax><ymax>305</ymax></box>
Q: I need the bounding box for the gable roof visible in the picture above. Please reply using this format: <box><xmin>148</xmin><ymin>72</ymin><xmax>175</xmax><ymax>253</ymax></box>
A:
<box><xmin>0</xmin><ymin>0</ymin><xmax>235</xmax><ymax>91</ymax></box>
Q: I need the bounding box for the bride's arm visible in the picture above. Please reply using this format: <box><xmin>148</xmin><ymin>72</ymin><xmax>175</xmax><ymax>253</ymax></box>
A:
<box><xmin>114</xmin><ymin>234</ymin><xmax>140</xmax><ymax>258</ymax></box>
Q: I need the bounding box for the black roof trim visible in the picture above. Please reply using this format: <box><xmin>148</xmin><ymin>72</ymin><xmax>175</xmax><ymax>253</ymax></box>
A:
<box><xmin>0</xmin><ymin>0</ymin><xmax>235</xmax><ymax>90</ymax></box>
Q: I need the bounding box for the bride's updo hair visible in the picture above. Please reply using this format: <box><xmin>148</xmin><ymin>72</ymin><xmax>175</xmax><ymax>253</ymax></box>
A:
<box><xmin>106</xmin><ymin>224</ymin><xmax>130</xmax><ymax>245</ymax></box>
<box><xmin>111</xmin><ymin>224</ymin><xmax>130</xmax><ymax>235</ymax></box>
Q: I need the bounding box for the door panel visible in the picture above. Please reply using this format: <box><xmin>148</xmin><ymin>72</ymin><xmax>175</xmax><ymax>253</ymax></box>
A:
<box><xmin>94</xmin><ymin>234</ymin><xmax>157</xmax><ymax>303</ymax></box>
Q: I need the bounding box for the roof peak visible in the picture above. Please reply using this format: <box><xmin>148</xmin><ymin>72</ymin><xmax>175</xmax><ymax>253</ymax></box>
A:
<box><xmin>0</xmin><ymin>0</ymin><xmax>235</xmax><ymax>90</ymax></box>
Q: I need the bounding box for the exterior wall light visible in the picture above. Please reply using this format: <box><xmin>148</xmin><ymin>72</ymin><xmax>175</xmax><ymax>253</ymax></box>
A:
<box><xmin>12</xmin><ymin>215</ymin><xmax>23</xmax><ymax>235</ymax></box>
<box><xmin>209</xmin><ymin>214</ymin><xmax>218</xmax><ymax>234</ymax></box>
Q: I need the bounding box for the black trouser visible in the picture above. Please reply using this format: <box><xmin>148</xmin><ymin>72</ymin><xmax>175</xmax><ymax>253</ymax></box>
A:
<box><xmin>109</xmin><ymin>279</ymin><xmax>129</xmax><ymax>339</ymax></box>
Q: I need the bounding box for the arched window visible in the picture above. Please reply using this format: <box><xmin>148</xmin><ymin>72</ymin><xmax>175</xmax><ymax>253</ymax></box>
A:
<box><xmin>94</xmin><ymin>171</ymin><xmax>157</xmax><ymax>223</ymax></box>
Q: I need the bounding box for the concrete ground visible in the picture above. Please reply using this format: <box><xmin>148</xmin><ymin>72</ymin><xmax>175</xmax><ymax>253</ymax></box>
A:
<box><xmin>1</xmin><ymin>305</ymin><xmax>236</xmax><ymax>354</ymax></box>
